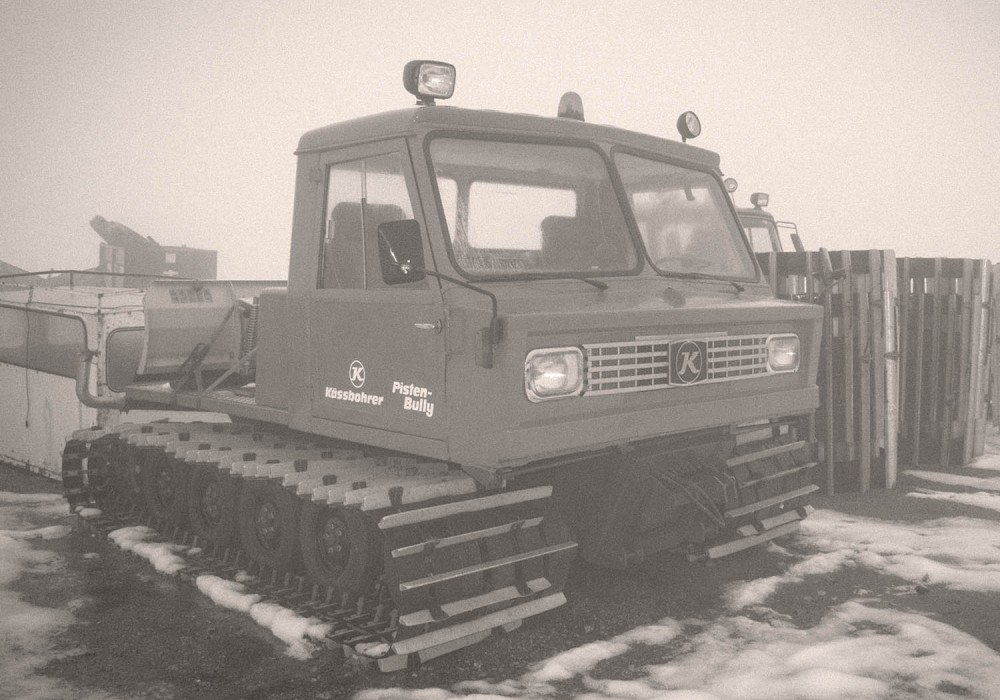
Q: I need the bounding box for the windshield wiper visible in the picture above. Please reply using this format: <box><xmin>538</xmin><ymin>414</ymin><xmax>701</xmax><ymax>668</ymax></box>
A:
<box><xmin>653</xmin><ymin>270</ymin><xmax>744</xmax><ymax>295</ymax></box>
<box><xmin>517</xmin><ymin>273</ymin><xmax>609</xmax><ymax>291</ymax></box>
<box><xmin>569</xmin><ymin>276</ymin><xmax>608</xmax><ymax>291</ymax></box>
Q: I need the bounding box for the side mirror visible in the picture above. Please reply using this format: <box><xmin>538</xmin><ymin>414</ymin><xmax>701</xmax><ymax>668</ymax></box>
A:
<box><xmin>377</xmin><ymin>219</ymin><xmax>427</xmax><ymax>285</ymax></box>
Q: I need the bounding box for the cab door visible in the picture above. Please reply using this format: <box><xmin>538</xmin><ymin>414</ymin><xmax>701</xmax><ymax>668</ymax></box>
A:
<box><xmin>309</xmin><ymin>139</ymin><xmax>447</xmax><ymax>446</ymax></box>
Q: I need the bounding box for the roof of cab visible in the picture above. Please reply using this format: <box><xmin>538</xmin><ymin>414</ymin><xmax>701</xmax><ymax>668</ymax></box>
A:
<box><xmin>295</xmin><ymin>105</ymin><xmax>721</xmax><ymax>169</ymax></box>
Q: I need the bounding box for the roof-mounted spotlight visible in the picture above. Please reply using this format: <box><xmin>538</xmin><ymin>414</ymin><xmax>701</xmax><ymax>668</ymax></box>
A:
<box><xmin>750</xmin><ymin>192</ymin><xmax>770</xmax><ymax>209</ymax></box>
<box><xmin>403</xmin><ymin>60</ymin><xmax>456</xmax><ymax>106</ymax></box>
<box><xmin>724</xmin><ymin>177</ymin><xmax>738</xmax><ymax>194</ymax></box>
<box><xmin>676</xmin><ymin>111</ymin><xmax>701</xmax><ymax>142</ymax></box>
<box><xmin>557</xmin><ymin>92</ymin><xmax>585</xmax><ymax>121</ymax></box>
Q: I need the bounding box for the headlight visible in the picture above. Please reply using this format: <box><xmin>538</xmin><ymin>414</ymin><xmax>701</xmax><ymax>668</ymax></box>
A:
<box><xmin>766</xmin><ymin>334</ymin><xmax>800</xmax><ymax>373</ymax></box>
<box><xmin>525</xmin><ymin>347</ymin><xmax>584</xmax><ymax>402</ymax></box>
<box><xmin>403</xmin><ymin>60</ymin><xmax>456</xmax><ymax>102</ymax></box>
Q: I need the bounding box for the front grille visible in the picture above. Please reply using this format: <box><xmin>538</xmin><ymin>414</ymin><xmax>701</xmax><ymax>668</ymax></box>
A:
<box><xmin>584</xmin><ymin>334</ymin><xmax>770</xmax><ymax>396</ymax></box>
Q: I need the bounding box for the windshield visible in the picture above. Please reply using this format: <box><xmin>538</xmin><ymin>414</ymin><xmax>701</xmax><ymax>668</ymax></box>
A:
<box><xmin>429</xmin><ymin>138</ymin><xmax>639</xmax><ymax>277</ymax></box>
<box><xmin>615</xmin><ymin>153</ymin><xmax>756</xmax><ymax>279</ymax></box>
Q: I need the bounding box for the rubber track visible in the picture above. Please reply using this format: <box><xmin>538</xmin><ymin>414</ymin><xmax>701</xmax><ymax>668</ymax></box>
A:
<box><xmin>63</xmin><ymin>437</ymin><xmax>399</xmax><ymax>658</ymax></box>
<box><xmin>63</xmin><ymin>425</ymin><xmax>576</xmax><ymax>670</ymax></box>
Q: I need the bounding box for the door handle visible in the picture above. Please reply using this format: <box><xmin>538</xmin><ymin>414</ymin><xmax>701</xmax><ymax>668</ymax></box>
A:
<box><xmin>414</xmin><ymin>321</ymin><xmax>442</xmax><ymax>333</ymax></box>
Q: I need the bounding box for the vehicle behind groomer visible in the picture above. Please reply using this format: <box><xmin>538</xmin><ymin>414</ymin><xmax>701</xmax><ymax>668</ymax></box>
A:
<box><xmin>63</xmin><ymin>61</ymin><xmax>824</xmax><ymax>671</ymax></box>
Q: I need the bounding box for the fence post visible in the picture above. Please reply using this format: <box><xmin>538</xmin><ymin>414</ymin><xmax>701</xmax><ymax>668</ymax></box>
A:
<box><xmin>882</xmin><ymin>250</ymin><xmax>899</xmax><ymax>488</ymax></box>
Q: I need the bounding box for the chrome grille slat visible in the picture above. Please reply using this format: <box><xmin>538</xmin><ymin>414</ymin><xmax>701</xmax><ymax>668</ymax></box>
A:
<box><xmin>583</xmin><ymin>334</ymin><xmax>771</xmax><ymax>396</ymax></box>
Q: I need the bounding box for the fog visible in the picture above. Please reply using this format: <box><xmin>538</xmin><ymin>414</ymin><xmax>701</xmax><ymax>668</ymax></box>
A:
<box><xmin>2</xmin><ymin>1</ymin><xmax>998</xmax><ymax>279</ymax></box>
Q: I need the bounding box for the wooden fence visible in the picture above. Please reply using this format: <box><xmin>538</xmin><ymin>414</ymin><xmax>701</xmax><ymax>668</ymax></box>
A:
<box><xmin>759</xmin><ymin>251</ymin><xmax>996</xmax><ymax>494</ymax></box>
<box><xmin>897</xmin><ymin>258</ymin><xmax>993</xmax><ymax>467</ymax></box>
<box><xmin>758</xmin><ymin>250</ymin><xmax>898</xmax><ymax>495</ymax></box>
<box><xmin>993</xmin><ymin>263</ymin><xmax>1000</xmax><ymax>432</ymax></box>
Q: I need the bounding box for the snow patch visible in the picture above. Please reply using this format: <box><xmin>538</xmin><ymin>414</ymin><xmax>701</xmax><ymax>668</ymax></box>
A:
<box><xmin>527</xmin><ymin>620</ymin><xmax>683</xmax><ymax>683</ymax></box>
<box><xmin>109</xmin><ymin>532</ymin><xmax>335</xmax><ymax>660</ymax></box>
<box><xmin>355</xmin><ymin>641</ymin><xmax>391</xmax><ymax>658</ymax></box>
<box><xmin>0</xmin><ymin>492</ymin><xmax>65</xmax><ymax>504</ymax></box>
<box><xmin>194</xmin><ymin>574</ymin><xmax>332</xmax><ymax>659</ymax></box>
<box><xmin>107</xmin><ymin>525</ymin><xmax>188</xmax><ymax>574</ymax></box>
<box><xmin>906</xmin><ymin>470</ymin><xmax>1000</xmax><ymax>491</ymax></box>
<box><xmin>249</xmin><ymin>601</ymin><xmax>333</xmax><ymax>660</ymax></box>
<box><xmin>360</xmin><ymin>603</ymin><xmax>1000</xmax><ymax>700</ymax></box>
<box><xmin>909</xmin><ymin>488</ymin><xmax>1000</xmax><ymax>513</ymax></box>
<box><xmin>968</xmin><ymin>451</ymin><xmax>1000</xmax><ymax>471</ymax></box>
<box><xmin>196</xmin><ymin>574</ymin><xmax>261</xmax><ymax>612</ymax></box>
<box><xmin>0</xmin><ymin>491</ymin><xmax>68</xmax><ymax>530</ymax></box>
<box><xmin>725</xmin><ymin>509</ymin><xmax>1000</xmax><ymax>609</ymax></box>
<box><xmin>1</xmin><ymin>491</ymin><xmax>115</xmax><ymax>700</ymax></box>
<box><xmin>4</xmin><ymin>524</ymin><xmax>73</xmax><ymax>541</ymax></box>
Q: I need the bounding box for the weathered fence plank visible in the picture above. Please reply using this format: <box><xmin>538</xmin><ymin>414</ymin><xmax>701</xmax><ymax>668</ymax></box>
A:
<box><xmin>881</xmin><ymin>250</ymin><xmax>899</xmax><ymax>488</ymax></box>
<box><xmin>759</xmin><ymin>251</ymin><xmax>992</xmax><ymax>488</ymax></box>
<box><xmin>896</xmin><ymin>258</ymin><xmax>993</xmax><ymax>466</ymax></box>
<box><xmin>761</xmin><ymin>249</ymin><xmax>897</xmax><ymax>494</ymax></box>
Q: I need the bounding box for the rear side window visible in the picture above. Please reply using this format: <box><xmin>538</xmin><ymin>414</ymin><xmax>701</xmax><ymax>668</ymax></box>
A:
<box><xmin>319</xmin><ymin>152</ymin><xmax>416</xmax><ymax>289</ymax></box>
<box><xmin>743</xmin><ymin>222</ymin><xmax>778</xmax><ymax>253</ymax></box>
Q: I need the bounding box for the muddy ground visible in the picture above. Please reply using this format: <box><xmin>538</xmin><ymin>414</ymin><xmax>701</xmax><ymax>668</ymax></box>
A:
<box><xmin>4</xmin><ymin>461</ymin><xmax>1000</xmax><ymax>700</ymax></box>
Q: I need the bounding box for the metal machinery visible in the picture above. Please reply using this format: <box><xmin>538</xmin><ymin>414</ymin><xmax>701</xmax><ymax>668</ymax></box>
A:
<box><xmin>726</xmin><ymin>179</ymin><xmax>805</xmax><ymax>254</ymax></box>
<box><xmin>63</xmin><ymin>61</ymin><xmax>823</xmax><ymax>670</ymax></box>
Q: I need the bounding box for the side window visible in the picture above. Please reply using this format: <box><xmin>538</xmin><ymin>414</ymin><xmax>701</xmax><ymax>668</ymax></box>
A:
<box><xmin>0</xmin><ymin>306</ymin><xmax>85</xmax><ymax>378</ymax></box>
<box><xmin>319</xmin><ymin>152</ymin><xmax>415</xmax><ymax>289</ymax></box>
<box><xmin>744</xmin><ymin>224</ymin><xmax>774</xmax><ymax>253</ymax></box>
<box><xmin>747</xmin><ymin>224</ymin><xmax>778</xmax><ymax>253</ymax></box>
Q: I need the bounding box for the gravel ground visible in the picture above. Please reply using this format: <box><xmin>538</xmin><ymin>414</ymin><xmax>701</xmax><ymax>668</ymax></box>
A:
<box><xmin>4</xmin><ymin>458</ymin><xmax>1000</xmax><ymax>700</ymax></box>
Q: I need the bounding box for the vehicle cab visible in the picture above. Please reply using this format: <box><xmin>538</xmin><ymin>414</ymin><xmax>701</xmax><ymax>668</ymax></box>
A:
<box><xmin>728</xmin><ymin>181</ymin><xmax>805</xmax><ymax>253</ymax></box>
<box><xmin>256</xmin><ymin>61</ymin><xmax>822</xmax><ymax>474</ymax></box>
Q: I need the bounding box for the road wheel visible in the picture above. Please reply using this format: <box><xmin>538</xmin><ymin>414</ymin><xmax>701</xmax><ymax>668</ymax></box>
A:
<box><xmin>237</xmin><ymin>481</ymin><xmax>302</xmax><ymax>572</ymax></box>
<box><xmin>299</xmin><ymin>502</ymin><xmax>381</xmax><ymax>594</ymax></box>
<box><xmin>140</xmin><ymin>450</ymin><xmax>188</xmax><ymax>524</ymax></box>
<box><xmin>187</xmin><ymin>466</ymin><xmax>239</xmax><ymax>547</ymax></box>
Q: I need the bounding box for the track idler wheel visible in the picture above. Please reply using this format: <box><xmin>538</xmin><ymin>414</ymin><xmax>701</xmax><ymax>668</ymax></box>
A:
<box><xmin>187</xmin><ymin>466</ymin><xmax>240</xmax><ymax>548</ymax></box>
<box><xmin>237</xmin><ymin>481</ymin><xmax>302</xmax><ymax>572</ymax></box>
<box><xmin>299</xmin><ymin>502</ymin><xmax>382</xmax><ymax>594</ymax></box>
<box><xmin>140</xmin><ymin>451</ymin><xmax>189</xmax><ymax>525</ymax></box>
<box><xmin>84</xmin><ymin>435</ymin><xmax>121</xmax><ymax>509</ymax></box>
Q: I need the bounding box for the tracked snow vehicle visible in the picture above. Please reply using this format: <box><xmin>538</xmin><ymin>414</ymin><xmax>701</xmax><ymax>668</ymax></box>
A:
<box><xmin>63</xmin><ymin>61</ymin><xmax>823</xmax><ymax>670</ymax></box>
<box><xmin>725</xmin><ymin>180</ymin><xmax>805</xmax><ymax>253</ymax></box>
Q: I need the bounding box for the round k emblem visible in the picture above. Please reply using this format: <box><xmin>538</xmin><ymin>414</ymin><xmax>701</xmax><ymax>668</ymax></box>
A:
<box><xmin>349</xmin><ymin>360</ymin><xmax>366</xmax><ymax>388</ymax></box>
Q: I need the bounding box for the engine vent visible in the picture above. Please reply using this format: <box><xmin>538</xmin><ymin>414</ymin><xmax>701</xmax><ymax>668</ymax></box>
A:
<box><xmin>583</xmin><ymin>334</ymin><xmax>770</xmax><ymax>396</ymax></box>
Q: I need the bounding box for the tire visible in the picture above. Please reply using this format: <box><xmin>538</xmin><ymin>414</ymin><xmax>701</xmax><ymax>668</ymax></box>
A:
<box><xmin>237</xmin><ymin>481</ymin><xmax>302</xmax><ymax>572</ymax></box>
<box><xmin>187</xmin><ymin>465</ymin><xmax>239</xmax><ymax>548</ymax></box>
<box><xmin>299</xmin><ymin>501</ymin><xmax>382</xmax><ymax>595</ymax></box>
<box><xmin>140</xmin><ymin>450</ymin><xmax>189</xmax><ymax>524</ymax></box>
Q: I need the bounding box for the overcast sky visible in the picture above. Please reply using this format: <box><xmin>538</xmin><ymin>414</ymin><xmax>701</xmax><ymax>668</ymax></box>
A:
<box><xmin>2</xmin><ymin>0</ymin><xmax>998</xmax><ymax>280</ymax></box>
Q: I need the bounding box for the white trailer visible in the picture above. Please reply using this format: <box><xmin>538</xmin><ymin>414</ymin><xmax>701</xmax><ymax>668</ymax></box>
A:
<box><xmin>0</xmin><ymin>282</ymin><xmax>235</xmax><ymax>479</ymax></box>
<box><xmin>0</xmin><ymin>283</ymin><xmax>147</xmax><ymax>478</ymax></box>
